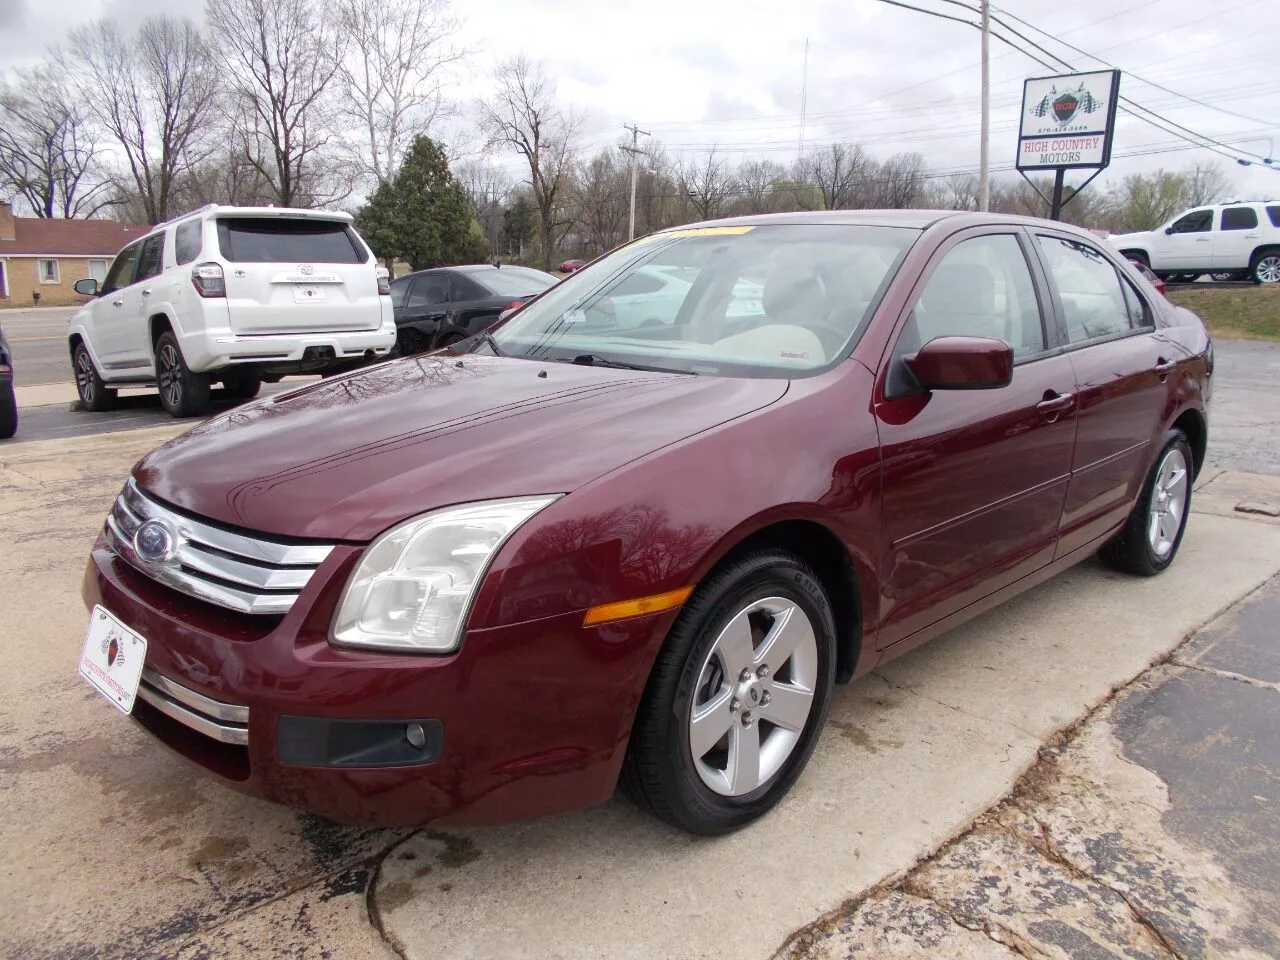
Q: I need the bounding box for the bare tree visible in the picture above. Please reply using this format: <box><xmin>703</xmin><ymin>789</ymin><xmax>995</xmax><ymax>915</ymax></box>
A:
<box><xmin>572</xmin><ymin>147</ymin><xmax>629</xmax><ymax>254</ymax></box>
<box><xmin>478</xmin><ymin>54</ymin><xmax>581</xmax><ymax>270</ymax></box>
<box><xmin>676</xmin><ymin>147</ymin><xmax>737</xmax><ymax>220</ymax></box>
<box><xmin>802</xmin><ymin>142</ymin><xmax>867</xmax><ymax>210</ymax></box>
<box><xmin>735</xmin><ymin>158</ymin><xmax>786</xmax><ymax>214</ymax></box>
<box><xmin>454</xmin><ymin>158</ymin><xmax>510</xmax><ymax>253</ymax></box>
<box><xmin>0</xmin><ymin>62</ymin><xmax>114</xmax><ymax>218</ymax></box>
<box><xmin>333</xmin><ymin>0</ymin><xmax>463</xmax><ymax>187</ymax></box>
<box><xmin>66</xmin><ymin>16</ymin><xmax>219</xmax><ymax>223</ymax></box>
<box><xmin>863</xmin><ymin>152</ymin><xmax>927</xmax><ymax>208</ymax></box>
<box><xmin>1185</xmin><ymin>161</ymin><xmax>1232</xmax><ymax>207</ymax></box>
<box><xmin>941</xmin><ymin>172</ymin><xmax>980</xmax><ymax>211</ymax></box>
<box><xmin>206</xmin><ymin>0</ymin><xmax>348</xmax><ymax>207</ymax></box>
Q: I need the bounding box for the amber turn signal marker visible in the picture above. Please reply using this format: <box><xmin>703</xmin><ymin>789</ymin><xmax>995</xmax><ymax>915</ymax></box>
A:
<box><xmin>583</xmin><ymin>586</ymin><xmax>695</xmax><ymax>626</ymax></box>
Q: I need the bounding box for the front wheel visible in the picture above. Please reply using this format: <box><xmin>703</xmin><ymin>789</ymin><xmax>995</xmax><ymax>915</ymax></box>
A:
<box><xmin>155</xmin><ymin>331</ymin><xmax>212</xmax><ymax>418</ymax></box>
<box><xmin>73</xmin><ymin>343</ymin><xmax>116</xmax><ymax>412</ymax></box>
<box><xmin>1099</xmin><ymin>430</ymin><xmax>1193</xmax><ymax>576</ymax></box>
<box><xmin>222</xmin><ymin>373</ymin><xmax>262</xmax><ymax>400</ymax></box>
<box><xmin>621</xmin><ymin>550</ymin><xmax>836</xmax><ymax>835</ymax></box>
<box><xmin>1251</xmin><ymin>251</ymin><xmax>1280</xmax><ymax>285</ymax></box>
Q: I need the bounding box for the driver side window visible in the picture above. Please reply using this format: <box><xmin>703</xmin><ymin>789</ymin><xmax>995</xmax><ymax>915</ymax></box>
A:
<box><xmin>1169</xmin><ymin>210</ymin><xmax>1212</xmax><ymax>234</ymax></box>
<box><xmin>901</xmin><ymin>234</ymin><xmax>1046</xmax><ymax>358</ymax></box>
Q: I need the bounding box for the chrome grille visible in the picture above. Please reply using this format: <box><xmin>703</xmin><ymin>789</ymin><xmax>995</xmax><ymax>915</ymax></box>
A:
<box><xmin>104</xmin><ymin>478</ymin><xmax>335</xmax><ymax>615</ymax></box>
<box><xmin>136</xmin><ymin>668</ymin><xmax>250</xmax><ymax>745</ymax></box>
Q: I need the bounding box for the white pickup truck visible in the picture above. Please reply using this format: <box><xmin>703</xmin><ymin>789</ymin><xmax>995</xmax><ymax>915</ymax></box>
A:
<box><xmin>68</xmin><ymin>205</ymin><xmax>396</xmax><ymax>417</ymax></box>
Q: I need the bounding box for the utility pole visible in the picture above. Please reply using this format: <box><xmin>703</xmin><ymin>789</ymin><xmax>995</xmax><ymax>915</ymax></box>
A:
<box><xmin>622</xmin><ymin>123</ymin><xmax>651</xmax><ymax>241</ymax></box>
<box><xmin>798</xmin><ymin>37</ymin><xmax>810</xmax><ymax>158</ymax></box>
<box><xmin>978</xmin><ymin>0</ymin><xmax>990</xmax><ymax>211</ymax></box>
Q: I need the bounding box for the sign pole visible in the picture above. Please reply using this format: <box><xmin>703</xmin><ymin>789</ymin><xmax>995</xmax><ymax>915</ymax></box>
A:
<box><xmin>1049</xmin><ymin>169</ymin><xmax>1066</xmax><ymax>221</ymax></box>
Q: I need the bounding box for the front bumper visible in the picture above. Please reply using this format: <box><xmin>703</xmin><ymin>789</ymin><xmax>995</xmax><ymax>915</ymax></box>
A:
<box><xmin>83</xmin><ymin>538</ymin><xmax>674</xmax><ymax>826</ymax></box>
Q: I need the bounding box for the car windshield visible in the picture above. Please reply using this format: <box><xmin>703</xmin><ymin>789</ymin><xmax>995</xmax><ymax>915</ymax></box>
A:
<box><xmin>487</xmin><ymin>224</ymin><xmax>916</xmax><ymax>377</ymax></box>
<box><xmin>216</xmin><ymin>217</ymin><xmax>365</xmax><ymax>263</ymax></box>
<box><xmin>472</xmin><ymin>267</ymin><xmax>558</xmax><ymax>296</ymax></box>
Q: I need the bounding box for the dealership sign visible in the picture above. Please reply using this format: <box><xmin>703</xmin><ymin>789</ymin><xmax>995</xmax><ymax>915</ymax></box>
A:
<box><xmin>1017</xmin><ymin>69</ymin><xmax>1121</xmax><ymax>171</ymax></box>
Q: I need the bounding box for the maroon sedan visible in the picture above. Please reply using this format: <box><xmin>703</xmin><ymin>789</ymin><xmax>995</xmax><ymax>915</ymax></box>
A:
<box><xmin>80</xmin><ymin>211</ymin><xmax>1211</xmax><ymax>835</ymax></box>
<box><xmin>559</xmin><ymin>258</ymin><xmax>588</xmax><ymax>273</ymax></box>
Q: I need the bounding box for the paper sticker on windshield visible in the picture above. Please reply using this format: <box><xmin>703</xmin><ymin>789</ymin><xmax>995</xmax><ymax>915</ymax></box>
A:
<box><xmin>660</xmin><ymin>226</ymin><xmax>755</xmax><ymax>239</ymax></box>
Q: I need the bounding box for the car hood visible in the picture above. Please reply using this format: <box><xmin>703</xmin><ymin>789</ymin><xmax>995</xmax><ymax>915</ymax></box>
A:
<box><xmin>135</xmin><ymin>355</ymin><xmax>788</xmax><ymax>541</ymax></box>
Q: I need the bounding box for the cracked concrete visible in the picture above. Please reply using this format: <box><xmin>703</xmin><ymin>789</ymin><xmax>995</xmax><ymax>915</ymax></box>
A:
<box><xmin>781</xmin><ymin>573</ymin><xmax>1280</xmax><ymax>960</ymax></box>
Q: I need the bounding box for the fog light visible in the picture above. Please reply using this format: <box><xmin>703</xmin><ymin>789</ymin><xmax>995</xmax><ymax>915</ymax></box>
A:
<box><xmin>406</xmin><ymin>721</ymin><xmax>427</xmax><ymax>749</ymax></box>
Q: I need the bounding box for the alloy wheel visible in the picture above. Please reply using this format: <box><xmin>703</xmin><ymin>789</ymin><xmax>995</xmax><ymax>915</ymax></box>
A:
<box><xmin>158</xmin><ymin>343</ymin><xmax>182</xmax><ymax>410</ymax></box>
<box><xmin>1255</xmin><ymin>255</ymin><xmax>1280</xmax><ymax>284</ymax></box>
<box><xmin>75</xmin><ymin>350</ymin><xmax>94</xmax><ymax>404</ymax></box>
<box><xmin>688</xmin><ymin>597</ymin><xmax>818</xmax><ymax>797</ymax></box>
<box><xmin>1148</xmin><ymin>447</ymin><xmax>1189</xmax><ymax>559</ymax></box>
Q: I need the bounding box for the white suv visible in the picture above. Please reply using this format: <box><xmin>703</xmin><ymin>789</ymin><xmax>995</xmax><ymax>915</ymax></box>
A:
<box><xmin>1108</xmin><ymin>200</ymin><xmax>1280</xmax><ymax>284</ymax></box>
<box><xmin>68</xmin><ymin>205</ymin><xmax>396</xmax><ymax>417</ymax></box>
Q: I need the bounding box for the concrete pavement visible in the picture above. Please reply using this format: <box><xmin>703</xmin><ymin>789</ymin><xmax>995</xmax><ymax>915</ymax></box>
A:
<box><xmin>3</xmin><ymin>422</ymin><xmax>1280</xmax><ymax>958</ymax></box>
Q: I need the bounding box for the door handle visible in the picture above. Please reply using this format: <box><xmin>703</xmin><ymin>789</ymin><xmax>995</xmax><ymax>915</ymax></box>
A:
<box><xmin>141</xmin><ymin>288</ymin><xmax>152</xmax><ymax>296</ymax></box>
<box><xmin>1036</xmin><ymin>391</ymin><xmax>1076</xmax><ymax>422</ymax></box>
<box><xmin>1154</xmin><ymin>357</ymin><xmax>1177</xmax><ymax>378</ymax></box>
<box><xmin>111</xmin><ymin>299</ymin><xmax>124</xmax><ymax>307</ymax></box>
<box><xmin>1195</xmin><ymin>238</ymin><xmax>1211</xmax><ymax>242</ymax></box>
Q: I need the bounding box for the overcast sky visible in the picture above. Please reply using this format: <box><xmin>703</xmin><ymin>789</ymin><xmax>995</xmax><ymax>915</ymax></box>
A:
<box><xmin>1</xmin><ymin>0</ymin><xmax>1275</xmax><ymax>201</ymax></box>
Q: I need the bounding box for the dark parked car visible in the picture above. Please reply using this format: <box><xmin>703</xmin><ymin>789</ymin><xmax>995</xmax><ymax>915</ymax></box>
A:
<box><xmin>388</xmin><ymin>264</ymin><xmax>557</xmax><ymax>355</ymax></box>
<box><xmin>0</xmin><ymin>323</ymin><xmax>15</xmax><ymax>439</ymax></box>
<box><xmin>559</xmin><ymin>258</ymin><xmax>588</xmax><ymax>273</ymax></box>
<box><xmin>81</xmin><ymin>211</ymin><xmax>1211</xmax><ymax>836</ymax></box>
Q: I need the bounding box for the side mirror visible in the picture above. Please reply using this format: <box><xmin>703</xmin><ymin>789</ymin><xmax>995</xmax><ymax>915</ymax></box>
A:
<box><xmin>905</xmin><ymin>336</ymin><xmax>1013</xmax><ymax>391</ymax></box>
<box><xmin>1164</xmin><ymin>227</ymin><xmax>1174</xmax><ymax>235</ymax></box>
<box><xmin>74</xmin><ymin>278</ymin><xmax>99</xmax><ymax>297</ymax></box>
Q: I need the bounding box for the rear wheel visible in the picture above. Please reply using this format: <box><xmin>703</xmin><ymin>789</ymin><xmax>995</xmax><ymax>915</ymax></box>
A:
<box><xmin>1251</xmin><ymin>251</ymin><xmax>1280</xmax><ymax>285</ymax></box>
<box><xmin>222</xmin><ymin>373</ymin><xmax>262</xmax><ymax>400</ymax></box>
<box><xmin>621</xmin><ymin>550</ymin><xmax>836</xmax><ymax>835</ymax></box>
<box><xmin>395</xmin><ymin>328</ymin><xmax>431</xmax><ymax>357</ymax></box>
<box><xmin>73</xmin><ymin>342</ymin><xmax>116</xmax><ymax>412</ymax></box>
<box><xmin>155</xmin><ymin>331</ymin><xmax>212</xmax><ymax>417</ymax></box>
<box><xmin>0</xmin><ymin>383</ymin><xmax>16</xmax><ymax>439</ymax></box>
<box><xmin>1099</xmin><ymin>430</ymin><xmax>1193</xmax><ymax>576</ymax></box>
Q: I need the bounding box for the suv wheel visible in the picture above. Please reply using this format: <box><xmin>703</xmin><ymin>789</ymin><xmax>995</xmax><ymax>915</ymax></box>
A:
<box><xmin>1251</xmin><ymin>251</ymin><xmax>1280</xmax><ymax>285</ymax></box>
<box><xmin>73</xmin><ymin>343</ymin><xmax>116</xmax><ymax>412</ymax></box>
<box><xmin>156</xmin><ymin>331</ymin><xmax>212</xmax><ymax>417</ymax></box>
<box><xmin>223</xmin><ymin>373</ymin><xmax>262</xmax><ymax>401</ymax></box>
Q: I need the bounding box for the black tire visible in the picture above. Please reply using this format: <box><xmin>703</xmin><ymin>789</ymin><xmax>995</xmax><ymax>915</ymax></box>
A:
<box><xmin>0</xmin><ymin>383</ymin><xmax>16</xmax><ymax>440</ymax></box>
<box><xmin>620</xmin><ymin>549</ymin><xmax>837</xmax><ymax>835</ymax></box>
<box><xmin>222</xmin><ymin>373</ymin><xmax>262</xmax><ymax>400</ymax></box>
<box><xmin>395</xmin><ymin>328</ymin><xmax>431</xmax><ymax>357</ymax></box>
<box><xmin>155</xmin><ymin>331</ymin><xmax>212</xmax><ymax>418</ymax></box>
<box><xmin>73</xmin><ymin>342</ymin><xmax>116</xmax><ymax>412</ymax></box>
<box><xmin>1099</xmin><ymin>430</ymin><xmax>1194</xmax><ymax>576</ymax></box>
<box><xmin>1250</xmin><ymin>249</ymin><xmax>1280</xmax><ymax>285</ymax></box>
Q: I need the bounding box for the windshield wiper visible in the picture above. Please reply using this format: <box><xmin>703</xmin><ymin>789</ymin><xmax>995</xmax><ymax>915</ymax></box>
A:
<box><xmin>563</xmin><ymin>354</ymin><xmax>694</xmax><ymax>375</ymax></box>
<box><xmin>468</xmin><ymin>330</ymin><xmax>502</xmax><ymax>356</ymax></box>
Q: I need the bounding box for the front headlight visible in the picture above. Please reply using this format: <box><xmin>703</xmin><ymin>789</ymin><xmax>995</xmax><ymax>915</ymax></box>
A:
<box><xmin>331</xmin><ymin>496</ymin><xmax>561</xmax><ymax>653</ymax></box>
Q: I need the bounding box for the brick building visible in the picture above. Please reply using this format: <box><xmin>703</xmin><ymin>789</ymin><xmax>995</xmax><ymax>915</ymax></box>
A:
<box><xmin>0</xmin><ymin>202</ymin><xmax>149</xmax><ymax>308</ymax></box>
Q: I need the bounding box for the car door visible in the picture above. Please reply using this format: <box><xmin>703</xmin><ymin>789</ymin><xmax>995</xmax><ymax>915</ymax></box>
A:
<box><xmin>1153</xmin><ymin>208</ymin><xmax>1213</xmax><ymax>271</ymax></box>
<box><xmin>397</xmin><ymin>272</ymin><xmax>452</xmax><ymax>344</ymax></box>
<box><xmin>127</xmin><ymin>233</ymin><xmax>166</xmax><ymax>368</ymax></box>
<box><xmin>1032</xmin><ymin>232</ymin><xmax>1173</xmax><ymax>557</ymax></box>
<box><xmin>1213</xmin><ymin>206</ymin><xmax>1261</xmax><ymax>270</ymax></box>
<box><xmin>446</xmin><ymin>273</ymin><xmax>505</xmax><ymax>340</ymax></box>
<box><xmin>873</xmin><ymin>229</ymin><xmax>1078</xmax><ymax>650</ymax></box>
<box><xmin>91</xmin><ymin>241</ymin><xmax>144</xmax><ymax>369</ymax></box>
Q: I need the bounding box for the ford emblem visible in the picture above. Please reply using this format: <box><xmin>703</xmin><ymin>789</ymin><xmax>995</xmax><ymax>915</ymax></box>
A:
<box><xmin>134</xmin><ymin>518</ymin><xmax>178</xmax><ymax>563</ymax></box>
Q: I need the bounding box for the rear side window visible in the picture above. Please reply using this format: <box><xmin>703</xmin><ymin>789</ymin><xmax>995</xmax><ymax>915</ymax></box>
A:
<box><xmin>174</xmin><ymin>220</ymin><xmax>203</xmax><ymax>265</ymax></box>
<box><xmin>1266</xmin><ymin>206</ymin><xmax>1280</xmax><ymax>228</ymax></box>
<box><xmin>472</xmin><ymin>268</ymin><xmax>557</xmax><ymax>297</ymax></box>
<box><xmin>216</xmin><ymin>218</ymin><xmax>365</xmax><ymax>264</ymax></box>
<box><xmin>1221</xmin><ymin>207</ymin><xmax>1259</xmax><ymax>231</ymax></box>
<box><xmin>1037</xmin><ymin>236</ymin><xmax>1135</xmax><ymax>343</ymax></box>
<box><xmin>408</xmin><ymin>274</ymin><xmax>450</xmax><ymax>306</ymax></box>
<box><xmin>135</xmin><ymin>234</ymin><xmax>165</xmax><ymax>282</ymax></box>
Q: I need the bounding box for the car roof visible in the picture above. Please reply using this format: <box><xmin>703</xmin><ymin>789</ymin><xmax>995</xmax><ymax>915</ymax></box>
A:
<box><xmin>655</xmin><ymin>209</ymin><xmax>1111</xmax><ymax>234</ymax></box>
